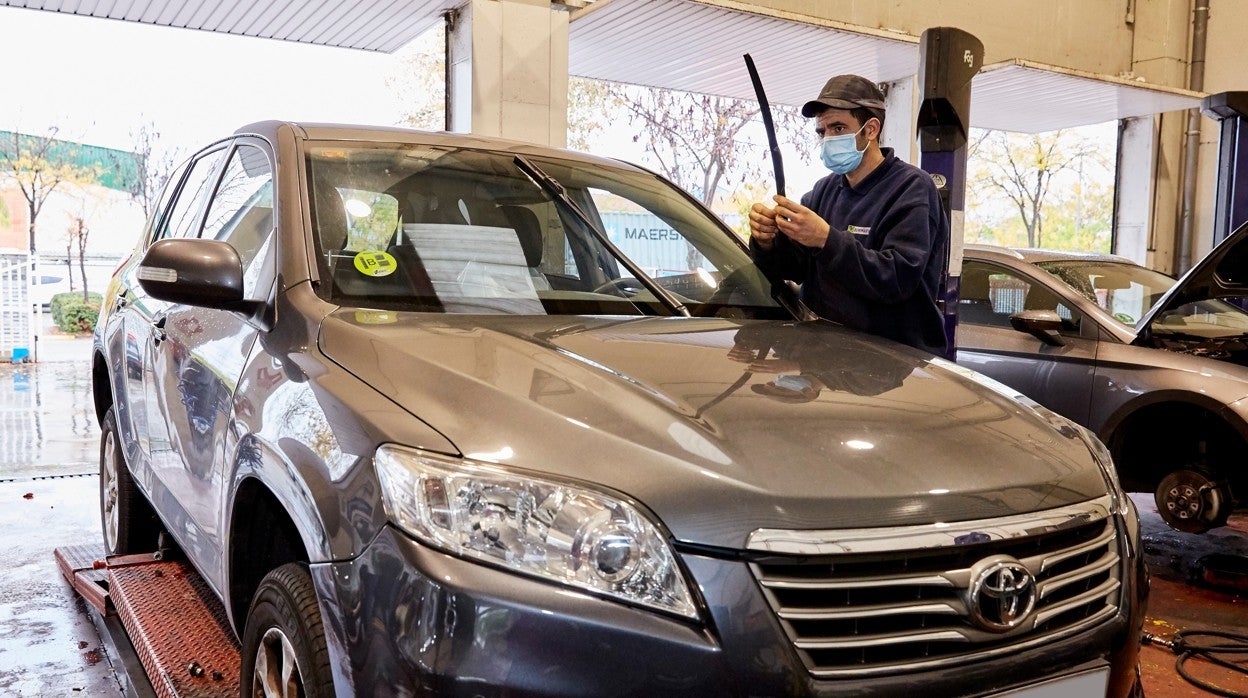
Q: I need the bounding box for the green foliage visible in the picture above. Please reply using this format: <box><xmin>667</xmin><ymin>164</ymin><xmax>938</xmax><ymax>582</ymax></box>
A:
<box><xmin>386</xmin><ymin>30</ymin><xmax>446</xmax><ymax>130</ymax></box>
<box><xmin>966</xmin><ymin>124</ymin><xmax>1114</xmax><ymax>251</ymax></box>
<box><xmin>50</xmin><ymin>292</ymin><xmax>101</xmax><ymax>334</ymax></box>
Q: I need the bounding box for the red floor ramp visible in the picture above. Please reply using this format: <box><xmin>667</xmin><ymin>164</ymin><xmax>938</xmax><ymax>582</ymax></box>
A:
<box><xmin>108</xmin><ymin>557</ymin><xmax>241</xmax><ymax>698</ymax></box>
<box><xmin>54</xmin><ymin>543</ymin><xmax>111</xmax><ymax>614</ymax></box>
<box><xmin>54</xmin><ymin>544</ymin><xmax>242</xmax><ymax>698</ymax></box>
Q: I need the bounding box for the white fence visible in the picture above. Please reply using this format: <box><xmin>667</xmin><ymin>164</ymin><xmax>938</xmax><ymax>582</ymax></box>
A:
<box><xmin>0</xmin><ymin>254</ymin><xmax>33</xmax><ymax>362</ymax></box>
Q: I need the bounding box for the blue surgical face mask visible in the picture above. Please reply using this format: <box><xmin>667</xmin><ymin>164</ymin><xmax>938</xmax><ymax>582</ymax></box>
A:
<box><xmin>818</xmin><ymin>122</ymin><xmax>868</xmax><ymax>174</ymax></box>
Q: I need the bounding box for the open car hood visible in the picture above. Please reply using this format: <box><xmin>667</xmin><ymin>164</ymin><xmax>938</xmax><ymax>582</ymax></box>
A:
<box><xmin>1138</xmin><ymin>221</ymin><xmax>1248</xmax><ymax>333</ymax></box>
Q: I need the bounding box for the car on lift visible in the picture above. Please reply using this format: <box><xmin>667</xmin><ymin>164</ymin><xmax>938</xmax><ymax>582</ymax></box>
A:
<box><xmin>92</xmin><ymin>121</ymin><xmax>1145</xmax><ymax>697</ymax></box>
<box><xmin>957</xmin><ymin>239</ymin><xmax>1248</xmax><ymax>534</ymax></box>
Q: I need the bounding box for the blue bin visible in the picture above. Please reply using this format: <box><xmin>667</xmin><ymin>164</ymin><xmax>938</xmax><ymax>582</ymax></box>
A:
<box><xmin>11</xmin><ymin>347</ymin><xmax>30</xmax><ymax>363</ymax></box>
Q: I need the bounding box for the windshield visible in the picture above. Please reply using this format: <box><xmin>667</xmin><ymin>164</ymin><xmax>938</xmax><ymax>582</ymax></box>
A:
<box><xmin>1038</xmin><ymin>257</ymin><xmax>1248</xmax><ymax>337</ymax></box>
<box><xmin>1036</xmin><ymin>259</ymin><xmax>1176</xmax><ymax>327</ymax></box>
<box><xmin>306</xmin><ymin>143</ymin><xmax>787</xmax><ymax>319</ymax></box>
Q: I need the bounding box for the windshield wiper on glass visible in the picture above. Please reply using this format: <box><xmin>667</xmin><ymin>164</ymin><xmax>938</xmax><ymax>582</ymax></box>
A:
<box><xmin>512</xmin><ymin>154</ymin><xmax>690</xmax><ymax>317</ymax></box>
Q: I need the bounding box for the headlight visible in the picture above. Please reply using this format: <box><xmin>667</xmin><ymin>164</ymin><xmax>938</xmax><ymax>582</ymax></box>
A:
<box><xmin>374</xmin><ymin>445</ymin><xmax>698</xmax><ymax>619</ymax></box>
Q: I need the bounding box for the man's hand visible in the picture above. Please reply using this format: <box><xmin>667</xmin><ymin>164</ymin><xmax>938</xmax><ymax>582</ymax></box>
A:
<box><xmin>748</xmin><ymin>202</ymin><xmax>780</xmax><ymax>250</ymax></box>
<box><xmin>772</xmin><ymin>196</ymin><xmax>830</xmax><ymax>249</ymax></box>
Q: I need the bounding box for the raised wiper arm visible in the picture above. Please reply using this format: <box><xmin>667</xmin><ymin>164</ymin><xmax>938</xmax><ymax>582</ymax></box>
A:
<box><xmin>513</xmin><ymin>155</ymin><xmax>689</xmax><ymax>317</ymax></box>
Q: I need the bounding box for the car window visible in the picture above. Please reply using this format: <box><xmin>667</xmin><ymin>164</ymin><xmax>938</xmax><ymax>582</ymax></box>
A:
<box><xmin>157</xmin><ymin>146</ymin><xmax>228</xmax><ymax>241</ymax></box>
<box><xmin>960</xmin><ymin>261</ymin><xmax>1081</xmax><ymax>332</ymax></box>
<box><xmin>1036</xmin><ymin>259</ymin><xmax>1175</xmax><ymax>326</ymax></box>
<box><xmin>589</xmin><ymin>188</ymin><xmax>726</xmax><ymax>298</ymax></box>
<box><xmin>200</xmin><ymin>143</ymin><xmax>275</xmax><ymax>299</ymax></box>
<box><xmin>146</xmin><ymin>157</ymin><xmax>192</xmax><ymax>239</ymax></box>
<box><xmin>307</xmin><ymin>143</ymin><xmax>785</xmax><ymax>318</ymax></box>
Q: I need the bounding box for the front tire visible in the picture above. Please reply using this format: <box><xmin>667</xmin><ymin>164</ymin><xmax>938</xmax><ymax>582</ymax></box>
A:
<box><xmin>99</xmin><ymin>406</ymin><xmax>157</xmax><ymax>555</ymax></box>
<box><xmin>241</xmin><ymin>563</ymin><xmax>334</xmax><ymax>698</ymax></box>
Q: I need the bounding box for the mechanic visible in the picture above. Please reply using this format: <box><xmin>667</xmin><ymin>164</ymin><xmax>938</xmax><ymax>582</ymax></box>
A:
<box><xmin>748</xmin><ymin>73</ymin><xmax>950</xmax><ymax>356</ymax></box>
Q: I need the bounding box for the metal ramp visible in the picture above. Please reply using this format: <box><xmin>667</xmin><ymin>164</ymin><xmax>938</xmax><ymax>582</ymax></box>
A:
<box><xmin>54</xmin><ymin>545</ymin><xmax>241</xmax><ymax>698</ymax></box>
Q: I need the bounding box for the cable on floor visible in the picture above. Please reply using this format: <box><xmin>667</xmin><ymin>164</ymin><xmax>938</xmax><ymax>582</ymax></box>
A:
<box><xmin>1143</xmin><ymin>629</ymin><xmax>1248</xmax><ymax>697</ymax></box>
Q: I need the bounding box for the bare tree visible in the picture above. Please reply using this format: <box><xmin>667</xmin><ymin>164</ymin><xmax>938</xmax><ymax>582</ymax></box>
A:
<box><xmin>582</xmin><ymin>81</ymin><xmax>808</xmax><ymax>266</ymax></box>
<box><xmin>602</xmin><ymin>82</ymin><xmax>807</xmax><ymax>207</ymax></box>
<box><xmin>969</xmin><ymin>129</ymin><xmax>1105</xmax><ymax>248</ymax></box>
<box><xmin>386</xmin><ymin>29</ymin><xmax>446</xmax><ymax>130</ymax></box>
<box><xmin>0</xmin><ymin>127</ymin><xmax>100</xmax><ymax>254</ymax></box>
<box><xmin>66</xmin><ymin>216</ymin><xmax>90</xmax><ymax>301</ymax></box>
<box><xmin>126</xmin><ymin>120</ymin><xmax>183</xmax><ymax>223</ymax></box>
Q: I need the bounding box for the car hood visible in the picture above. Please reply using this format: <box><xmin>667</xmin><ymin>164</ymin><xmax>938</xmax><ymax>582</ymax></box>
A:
<box><xmin>320</xmin><ymin>312</ymin><xmax>1108</xmax><ymax>549</ymax></box>
<box><xmin>1138</xmin><ymin>220</ymin><xmax>1248</xmax><ymax>332</ymax></box>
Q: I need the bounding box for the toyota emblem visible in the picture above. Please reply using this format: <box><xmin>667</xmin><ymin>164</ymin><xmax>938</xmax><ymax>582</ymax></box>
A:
<box><xmin>966</xmin><ymin>555</ymin><xmax>1037</xmax><ymax>632</ymax></box>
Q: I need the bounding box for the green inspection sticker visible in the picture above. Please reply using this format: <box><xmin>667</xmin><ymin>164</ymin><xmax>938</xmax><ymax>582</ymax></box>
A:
<box><xmin>353</xmin><ymin>250</ymin><xmax>397</xmax><ymax>277</ymax></box>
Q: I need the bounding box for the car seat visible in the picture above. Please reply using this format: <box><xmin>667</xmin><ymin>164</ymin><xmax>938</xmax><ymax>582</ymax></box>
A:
<box><xmin>498</xmin><ymin>204</ymin><xmax>551</xmax><ymax>290</ymax></box>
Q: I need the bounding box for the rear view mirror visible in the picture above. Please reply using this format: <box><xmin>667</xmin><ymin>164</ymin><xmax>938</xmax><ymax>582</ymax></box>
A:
<box><xmin>137</xmin><ymin>238</ymin><xmax>270</xmax><ymax>327</ymax></box>
<box><xmin>1009</xmin><ymin>309</ymin><xmax>1065</xmax><ymax>346</ymax></box>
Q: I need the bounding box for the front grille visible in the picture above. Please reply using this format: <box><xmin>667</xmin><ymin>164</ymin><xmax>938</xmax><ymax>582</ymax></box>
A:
<box><xmin>747</xmin><ymin>496</ymin><xmax>1122</xmax><ymax>678</ymax></box>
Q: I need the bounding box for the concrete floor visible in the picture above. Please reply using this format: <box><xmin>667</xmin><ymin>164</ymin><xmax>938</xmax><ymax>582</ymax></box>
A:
<box><xmin>2</xmin><ymin>335</ymin><xmax>1247</xmax><ymax>696</ymax></box>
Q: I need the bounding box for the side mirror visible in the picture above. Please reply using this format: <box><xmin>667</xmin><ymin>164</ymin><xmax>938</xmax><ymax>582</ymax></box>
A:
<box><xmin>1009</xmin><ymin>309</ymin><xmax>1065</xmax><ymax>346</ymax></box>
<box><xmin>137</xmin><ymin>238</ymin><xmax>268</xmax><ymax>324</ymax></box>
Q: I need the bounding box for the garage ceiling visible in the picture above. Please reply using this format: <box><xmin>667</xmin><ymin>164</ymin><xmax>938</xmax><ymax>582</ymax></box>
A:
<box><xmin>0</xmin><ymin>0</ymin><xmax>458</xmax><ymax>52</ymax></box>
<box><xmin>0</xmin><ymin>0</ymin><xmax>1205</xmax><ymax>133</ymax></box>
<box><xmin>569</xmin><ymin>0</ymin><xmax>1205</xmax><ymax>133</ymax></box>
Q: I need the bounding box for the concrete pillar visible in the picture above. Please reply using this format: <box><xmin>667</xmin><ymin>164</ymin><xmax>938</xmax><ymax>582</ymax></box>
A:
<box><xmin>881</xmin><ymin>76</ymin><xmax>918</xmax><ymax>165</ymax></box>
<box><xmin>1113</xmin><ymin>116</ymin><xmax>1157</xmax><ymax>266</ymax></box>
<box><xmin>447</xmin><ymin>0</ymin><xmax>569</xmax><ymax>147</ymax></box>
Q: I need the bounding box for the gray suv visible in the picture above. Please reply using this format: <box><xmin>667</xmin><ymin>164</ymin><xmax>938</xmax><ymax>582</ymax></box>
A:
<box><xmin>92</xmin><ymin>121</ymin><xmax>1145</xmax><ymax>696</ymax></box>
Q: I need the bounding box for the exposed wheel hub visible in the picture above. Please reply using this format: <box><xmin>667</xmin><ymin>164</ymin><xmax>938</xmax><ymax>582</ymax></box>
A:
<box><xmin>1155</xmin><ymin>469</ymin><xmax>1232</xmax><ymax>534</ymax></box>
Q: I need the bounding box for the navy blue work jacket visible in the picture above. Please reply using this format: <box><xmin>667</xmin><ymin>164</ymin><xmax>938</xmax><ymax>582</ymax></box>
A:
<box><xmin>751</xmin><ymin>148</ymin><xmax>949</xmax><ymax>356</ymax></box>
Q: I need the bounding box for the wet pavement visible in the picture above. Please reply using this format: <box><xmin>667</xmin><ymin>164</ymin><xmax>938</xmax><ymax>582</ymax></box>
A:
<box><xmin>0</xmin><ymin>331</ymin><xmax>98</xmax><ymax>480</ymax></box>
<box><xmin>1</xmin><ymin>332</ymin><xmax>1247</xmax><ymax>696</ymax></box>
<box><xmin>1</xmin><ymin>333</ymin><xmax>121</xmax><ymax>696</ymax></box>
<box><xmin>0</xmin><ymin>476</ymin><xmax>122</xmax><ymax>696</ymax></box>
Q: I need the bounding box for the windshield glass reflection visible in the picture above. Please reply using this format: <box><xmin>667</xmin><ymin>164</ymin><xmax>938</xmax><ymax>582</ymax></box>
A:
<box><xmin>307</xmin><ymin>144</ymin><xmax>788</xmax><ymax>320</ymax></box>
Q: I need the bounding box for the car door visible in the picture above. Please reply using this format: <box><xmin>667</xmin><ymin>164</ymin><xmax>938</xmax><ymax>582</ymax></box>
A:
<box><xmin>120</xmin><ymin>146</ymin><xmax>230</xmax><ymax>511</ymax></box>
<box><xmin>954</xmin><ymin>259</ymin><xmax>1099</xmax><ymax>425</ymax></box>
<box><xmin>149</xmin><ymin>139</ymin><xmax>277</xmax><ymax>588</ymax></box>
<box><xmin>99</xmin><ymin>156</ymin><xmax>191</xmax><ymax>488</ymax></box>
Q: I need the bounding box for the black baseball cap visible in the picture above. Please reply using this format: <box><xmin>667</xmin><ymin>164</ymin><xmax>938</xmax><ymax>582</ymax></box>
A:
<box><xmin>801</xmin><ymin>74</ymin><xmax>887</xmax><ymax>118</ymax></box>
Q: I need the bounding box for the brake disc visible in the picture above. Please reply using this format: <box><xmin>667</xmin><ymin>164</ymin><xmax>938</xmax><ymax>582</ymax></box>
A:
<box><xmin>1154</xmin><ymin>468</ymin><xmax>1232</xmax><ymax>534</ymax></box>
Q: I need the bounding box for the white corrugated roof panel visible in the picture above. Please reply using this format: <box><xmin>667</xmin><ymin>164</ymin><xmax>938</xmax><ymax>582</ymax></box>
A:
<box><xmin>2</xmin><ymin>0</ymin><xmax>1206</xmax><ymax>132</ymax></box>
<box><xmin>0</xmin><ymin>0</ymin><xmax>453</xmax><ymax>52</ymax></box>
<box><xmin>569</xmin><ymin>0</ymin><xmax>1204</xmax><ymax>132</ymax></box>
<box><xmin>971</xmin><ymin>59</ymin><xmax>1204</xmax><ymax>132</ymax></box>
<box><xmin>570</xmin><ymin>0</ymin><xmax>920</xmax><ymax>107</ymax></box>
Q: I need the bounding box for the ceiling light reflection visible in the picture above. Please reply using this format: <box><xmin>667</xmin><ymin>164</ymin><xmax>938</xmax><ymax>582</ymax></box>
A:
<box><xmin>344</xmin><ymin>199</ymin><xmax>372</xmax><ymax>218</ymax></box>
<box><xmin>466</xmin><ymin>446</ymin><xmax>514</xmax><ymax>461</ymax></box>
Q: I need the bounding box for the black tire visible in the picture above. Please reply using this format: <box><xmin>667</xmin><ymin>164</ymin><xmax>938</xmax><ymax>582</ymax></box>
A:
<box><xmin>241</xmin><ymin>563</ymin><xmax>334</xmax><ymax>698</ymax></box>
<box><xmin>99</xmin><ymin>406</ymin><xmax>157</xmax><ymax>555</ymax></box>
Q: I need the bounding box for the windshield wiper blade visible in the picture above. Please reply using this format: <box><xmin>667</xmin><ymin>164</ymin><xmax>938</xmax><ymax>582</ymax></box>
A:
<box><xmin>513</xmin><ymin>155</ymin><xmax>689</xmax><ymax>317</ymax></box>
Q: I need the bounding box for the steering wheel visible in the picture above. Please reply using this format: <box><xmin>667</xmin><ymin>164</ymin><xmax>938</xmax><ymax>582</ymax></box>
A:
<box><xmin>592</xmin><ymin>277</ymin><xmax>643</xmax><ymax>296</ymax></box>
